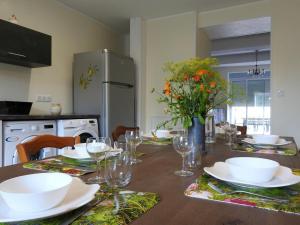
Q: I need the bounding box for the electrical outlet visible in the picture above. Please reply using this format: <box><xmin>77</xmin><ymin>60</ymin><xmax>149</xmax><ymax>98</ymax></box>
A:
<box><xmin>36</xmin><ymin>95</ymin><xmax>52</xmax><ymax>102</ymax></box>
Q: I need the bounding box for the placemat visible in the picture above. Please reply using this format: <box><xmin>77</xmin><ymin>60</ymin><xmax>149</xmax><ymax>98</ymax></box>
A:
<box><xmin>0</xmin><ymin>189</ymin><xmax>159</xmax><ymax>225</ymax></box>
<box><xmin>143</xmin><ymin>138</ymin><xmax>172</xmax><ymax>145</ymax></box>
<box><xmin>185</xmin><ymin>171</ymin><xmax>300</xmax><ymax>215</ymax></box>
<box><xmin>23</xmin><ymin>153</ymin><xmax>146</xmax><ymax>176</ymax></box>
<box><xmin>23</xmin><ymin>156</ymin><xmax>96</xmax><ymax>176</ymax></box>
<box><xmin>231</xmin><ymin>141</ymin><xmax>298</xmax><ymax>156</ymax></box>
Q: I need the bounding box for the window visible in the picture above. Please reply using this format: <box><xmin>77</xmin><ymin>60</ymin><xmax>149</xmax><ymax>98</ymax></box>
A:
<box><xmin>229</xmin><ymin>71</ymin><xmax>271</xmax><ymax>134</ymax></box>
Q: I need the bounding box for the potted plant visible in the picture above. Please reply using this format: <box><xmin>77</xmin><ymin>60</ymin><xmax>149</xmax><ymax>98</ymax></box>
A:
<box><xmin>152</xmin><ymin>57</ymin><xmax>232</xmax><ymax>154</ymax></box>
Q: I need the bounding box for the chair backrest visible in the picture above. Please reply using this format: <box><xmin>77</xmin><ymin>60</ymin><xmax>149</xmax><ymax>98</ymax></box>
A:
<box><xmin>16</xmin><ymin>134</ymin><xmax>80</xmax><ymax>163</ymax></box>
<box><xmin>112</xmin><ymin>125</ymin><xmax>139</xmax><ymax>142</ymax></box>
<box><xmin>237</xmin><ymin>125</ymin><xmax>247</xmax><ymax>135</ymax></box>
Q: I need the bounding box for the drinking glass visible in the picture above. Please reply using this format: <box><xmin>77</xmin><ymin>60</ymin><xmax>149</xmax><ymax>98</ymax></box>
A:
<box><xmin>125</xmin><ymin>130</ymin><xmax>143</xmax><ymax>164</ymax></box>
<box><xmin>205</xmin><ymin>115</ymin><xmax>215</xmax><ymax>143</ymax></box>
<box><xmin>105</xmin><ymin>142</ymin><xmax>132</xmax><ymax>188</ymax></box>
<box><xmin>224</xmin><ymin>124</ymin><xmax>237</xmax><ymax>146</ymax></box>
<box><xmin>86</xmin><ymin>137</ymin><xmax>111</xmax><ymax>184</ymax></box>
<box><xmin>105</xmin><ymin>142</ymin><xmax>132</xmax><ymax>214</ymax></box>
<box><xmin>173</xmin><ymin>135</ymin><xmax>193</xmax><ymax>176</ymax></box>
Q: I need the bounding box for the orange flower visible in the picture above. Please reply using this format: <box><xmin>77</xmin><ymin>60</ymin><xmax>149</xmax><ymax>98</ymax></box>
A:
<box><xmin>199</xmin><ymin>84</ymin><xmax>204</xmax><ymax>91</ymax></box>
<box><xmin>183</xmin><ymin>74</ymin><xmax>189</xmax><ymax>81</ymax></box>
<box><xmin>210</xmin><ymin>81</ymin><xmax>216</xmax><ymax>88</ymax></box>
<box><xmin>193</xmin><ymin>75</ymin><xmax>201</xmax><ymax>82</ymax></box>
<box><xmin>196</xmin><ymin>69</ymin><xmax>209</xmax><ymax>76</ymax></box>
<box><xmin>175</xmin><ymin>95</ymin><xmax>182</xmax><ymax>100</ymax></box>
<box><xmin>207</xmin><ymin>89</ymin><xmax>211</xmax><ymax>94</ymax></box>
<box><xmin>164</xmin><ymin>81</ymin><xmax>171</xmax><ymax>96</ymax></box>
<box><xmin>208</xmin><ymin>71</ymin><xmax>214</xmax><ymax>77</ymax></box>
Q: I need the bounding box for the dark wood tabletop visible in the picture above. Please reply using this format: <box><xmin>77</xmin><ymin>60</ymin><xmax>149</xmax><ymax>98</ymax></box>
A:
<box><xmin>0</xmin><ymin>139</ymin><xmax>300</xmax><ymax>225</ymax></box>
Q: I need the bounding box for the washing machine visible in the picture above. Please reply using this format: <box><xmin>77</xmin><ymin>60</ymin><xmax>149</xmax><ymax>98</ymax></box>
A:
<box><xmin>2</xmin><ymin>120</ymin><xmax>57</xmax><ymax>166</ymax></box>
<box><xmin>57</xmin><ymin>118</ymin><xmax>99</xmax><ymax>143</ymax></box>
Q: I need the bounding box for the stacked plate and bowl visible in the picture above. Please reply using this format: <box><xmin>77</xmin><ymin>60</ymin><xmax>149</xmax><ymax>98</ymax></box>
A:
<box><xmin>204</xmin><ymin>156</ymin><xmax>300</xmax><ymax>188</ymax></box>
<box><xmin>0</xmin><ymin>173</ymin><xmax>99</xmax><ymax>222</ymax></box>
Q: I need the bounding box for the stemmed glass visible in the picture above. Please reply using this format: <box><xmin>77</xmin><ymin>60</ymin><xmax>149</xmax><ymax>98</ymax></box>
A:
<box><xmin>125</xmin><ymin>130</ymin><xmax>143</xmax><ymax>164</ymax></box>
<box><xmin>224</xmin><ymin>124</ymin><xmax>237</xmax><ymax>146</ymax></box>
<box><xmin>173</xmin><ymin>135</ymin><xmax>193</xmax><ymax>176</ymax></box>
<box><xmin>106</xmin><ymin>142</ymin><xmax>132</xmax><ymax>188</ymax></box>
<box><xmin>86</xmin><ymin>137</ymin><xmax>111</xmax><ymax>184</ymax></box>
<box><xmin>105</xmin><ymin>141</ymin><xmax>132</xmax><ymax>214</ymax></box>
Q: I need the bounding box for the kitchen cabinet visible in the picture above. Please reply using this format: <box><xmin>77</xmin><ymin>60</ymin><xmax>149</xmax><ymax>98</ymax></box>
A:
<box><xmin>0</xmin><ymin>19</ymin><xmax>51</xmax><ymax>68</ymax></box>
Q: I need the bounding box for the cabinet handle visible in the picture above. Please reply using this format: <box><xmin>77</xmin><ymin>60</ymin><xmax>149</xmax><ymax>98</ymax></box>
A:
<box><xmin>7</xmin><ymin>52</ymin><xmax>26</xmax><ymax>58</ymax></box>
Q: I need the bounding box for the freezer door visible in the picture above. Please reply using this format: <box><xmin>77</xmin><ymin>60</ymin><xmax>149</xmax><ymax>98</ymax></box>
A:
<box><xmin>102</xmin><ymin>82</ymin><xmax>135</xmax><ymax>137</ymax></box>
<box><xmin>104</xmin><ymin>50</ymin><xmax>135</xmax><ymax>85</ymax></box>
<box><xmin>73</xmin><ymin>51</ymin><xmax>103</xmax><ymax>114</ymax></box>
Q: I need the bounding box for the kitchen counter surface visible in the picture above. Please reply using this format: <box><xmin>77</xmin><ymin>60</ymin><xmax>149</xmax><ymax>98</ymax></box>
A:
<box><xmin>0</xmin><ymin>114</ymin><xmax>100</xmax><ymax>121</ymax></box>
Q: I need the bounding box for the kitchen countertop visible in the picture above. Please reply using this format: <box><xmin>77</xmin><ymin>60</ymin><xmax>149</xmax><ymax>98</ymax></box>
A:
<box><xmin>0</xmin><ymin>114</ymin><xmax>100</xmax><ymax>121</ymax></box>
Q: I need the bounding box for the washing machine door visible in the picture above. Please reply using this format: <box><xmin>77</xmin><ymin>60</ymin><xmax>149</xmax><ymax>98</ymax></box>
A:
<box><xmin>12</xmin><ymin>135</ymin><xmax>57</xmax><ymax>164</ymax></box>
<box><xmin>74</xmin><ymin>129</ymin><xmax>98</xmax><ymax>143</ymax></box>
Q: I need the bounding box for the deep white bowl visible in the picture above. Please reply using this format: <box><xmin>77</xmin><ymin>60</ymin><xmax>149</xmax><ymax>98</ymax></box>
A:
<box><xmin>225</xmin><ymin>157</ymin><xmax>280</xmax><ymax>183</ymax></box>
<box><xmin>252</xmin><ymin>134</ymin><xmax>279</xmax><ymax>145</ymax></box>
<box><xmin>0</xmin><ymin>173</ymin><xmax>72</xmax><ymax>212</ymax></box>
<box><xmin>155</xmin><ymin>129</ymin><xmax>170</xmax><ymax>138</ymax></box>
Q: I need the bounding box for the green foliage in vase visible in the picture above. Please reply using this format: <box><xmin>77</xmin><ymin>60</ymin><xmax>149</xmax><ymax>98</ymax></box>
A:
<box><xmin>152</xmin><ymin>57</ymin><xmax>237</xmax><ymax>129</ymax></box>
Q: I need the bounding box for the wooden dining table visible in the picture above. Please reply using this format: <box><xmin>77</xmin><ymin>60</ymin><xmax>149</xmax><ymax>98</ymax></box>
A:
<box><xmin>0</xmin><ymin>139</ymin><xmax>300</xmax><ymax>225</ymax></box>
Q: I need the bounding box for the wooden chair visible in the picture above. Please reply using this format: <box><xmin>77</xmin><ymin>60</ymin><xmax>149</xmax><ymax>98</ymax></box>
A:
<box><xmin>112</xmin><ymin>125</ymin><xmax>139</xmax><ymax>142</ymax></box>
<box><xmin>237</xmin><ymin>125</ymin><xmax>247</xmax><ymax>135</ymax></box>
<box><xmin>16</xmin><ymin>134</ymin><xmax>80</xmax><ymax>163</ymax></box>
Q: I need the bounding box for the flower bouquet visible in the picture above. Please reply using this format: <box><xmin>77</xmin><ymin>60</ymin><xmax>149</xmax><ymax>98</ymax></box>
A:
<box><xmin>152</xmin><ymin>57</ymin><xmax>232</xmax><ymax>129</ymax></box>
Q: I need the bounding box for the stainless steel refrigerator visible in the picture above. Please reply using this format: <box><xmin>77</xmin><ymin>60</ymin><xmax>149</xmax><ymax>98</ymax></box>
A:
<box><xmin>73</xmin><ymin>49</ymin><xmax>135</xmax><ymax>137</ymax></box>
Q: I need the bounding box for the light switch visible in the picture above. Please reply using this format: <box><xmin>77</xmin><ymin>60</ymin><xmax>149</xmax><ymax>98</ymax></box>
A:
<box><xmin>276</xmin><ymin>90</ymin><xmax>285</xmax><ymax>97</ymax></box>
<box><xmin>36</xmin><ymin>95</ymin><xmax>52</xmax><ymax>102</ymax></box>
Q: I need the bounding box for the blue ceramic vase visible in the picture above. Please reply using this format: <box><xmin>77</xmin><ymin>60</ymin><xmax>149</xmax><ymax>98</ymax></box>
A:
<box><xmin>187</xmin><ymin>117</ymin><xmax>205</xmax><ymax>168</ymax></box>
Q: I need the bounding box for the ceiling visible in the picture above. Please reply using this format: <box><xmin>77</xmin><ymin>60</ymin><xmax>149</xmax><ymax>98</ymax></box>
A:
<box><xmin>204</xmin><ymin>17</ymin><xmax>271</xmax><ymax>40</ymax></box>
<box><xmin>58</xmin><ymin>0</ymin><xmax>264</xmax><ymax>33</ymax></box>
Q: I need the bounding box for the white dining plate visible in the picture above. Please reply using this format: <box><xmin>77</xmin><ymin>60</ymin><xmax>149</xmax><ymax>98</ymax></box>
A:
<box><xmin>0</xmin><ymin>177</ymin><xmax>99</xmax><ymax>223</ymax></box>
<box><xmin>242</xmin><ymin>138</ymin><xmax>291</xmax><ymax>146</ymax></box>
<box><xmin>60</xmin><ymin>146</ymin><xmax>116</xmax><ymax>159</ymax></box>
<box><xmin>204</xmin><ymin>162</ymin><xmax>300</xmax><ymax>188</ymax></box>
<box><xmin>60</xmin><ymin>148</ymin><xmax>90</xmax><ymax>159</ymax></box>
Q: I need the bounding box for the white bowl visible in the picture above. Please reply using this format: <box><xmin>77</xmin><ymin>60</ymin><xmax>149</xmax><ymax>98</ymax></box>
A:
<box><xmin>252</xmin><ymin>134</ymin><xmax>279</xmax><ymax>145</ymax></box>
<box><xmin>0</xmin><ymin>173</ymin><xmax>72</xmax><ymax>212</ymax></box>
<box><xmin>155</xmin><ymin>129</ymin><xmax>170</xmax><ymax>138</ymax></box>
<box><xmin>225</xmin><ymin>157</ymin><xmax>280</xmax><ymax>183</ymax></box>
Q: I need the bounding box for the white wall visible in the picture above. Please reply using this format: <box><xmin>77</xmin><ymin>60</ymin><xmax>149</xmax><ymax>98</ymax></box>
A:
<box><xmin>197</xmin><ymin>28</ymin><xmax>211</xmax><ymax>58</ymax></box>
<box><xmin>144</xmin><ymin>12</ymin><xmax>197</xmax><ymax>131</ymax></box>
<box><xmin>0</xmin><ymin>0</ymin><xmax>123</xmax><ymax>114</ymax></box>
<box><xmin>270</xmin><ymin>0</ymin><xmax>300</xmax><ymax>145</ymax></box>
<box><xmin>130</xmin><ymin>18</ymin><xmax>147</xmax><ymax>130</ymax></box>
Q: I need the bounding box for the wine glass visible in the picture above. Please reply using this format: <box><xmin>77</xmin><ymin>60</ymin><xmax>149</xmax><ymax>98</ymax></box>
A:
<box><xmin>224</xmin><ymin>124</ymin><xmax>237</xmax><ymax>146</ymax></box>
<box><xmin>86</xmin><ymin>137</ymin><xmax>111</xmax><ymax>184</ymax></box>
<box><xmin>105</xmin><ymin>142</ymin><xmax>132</xmax><ymax>188</ymax></box>
<box><xmin>105</xmin><ymin>141</ymin><xmax>132</xmax><ymax>214</ymax></box>
<box><xmin>172</xmin><ymin>135</ymin><xmax>193</xmax><ymax>176</ymax></box>
<box><xmin>125</xmin><ymin>130</ymin><xmax>143</xmax><ymax>164</ymax></box>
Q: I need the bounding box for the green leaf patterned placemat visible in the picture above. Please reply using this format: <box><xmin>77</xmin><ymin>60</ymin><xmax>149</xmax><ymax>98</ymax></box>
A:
<box><xmin>0</xmin><ymin>189</ymin><xmax>159</xmax><ymax>225</ymax></box>
<box><xmin>23</xmin><ymin>153</ymin><xmax>146</xmax><ymax>176</ymax></box>
<box><xmin>23</xmin><ymin>156</ymin><xmax>97</xmax><ymax>176</ymax></box>
<box><xmin>231</xmin><ymin>141</ymin><xmax>298</xmax><ymax>156</ymax></box>
<box><xmin>142</xmin><ymin>138</ymin><xmax>172</xmax><ymax>145</ymax></box>
<box><xmin>185</xmin><ymin>171</ymin><xmax>300</xmax><ymax>214</ymax></box>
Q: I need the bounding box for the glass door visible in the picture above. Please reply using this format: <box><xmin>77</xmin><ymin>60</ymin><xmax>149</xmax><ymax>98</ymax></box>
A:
<box><xmin>229</xmin><ymin>72</ymin><xmax>271</xmax><ymax>134</ymax></box>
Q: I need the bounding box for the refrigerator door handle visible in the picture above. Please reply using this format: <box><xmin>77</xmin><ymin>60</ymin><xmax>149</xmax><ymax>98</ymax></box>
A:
<box><xmin>103</xmin><ymin>81</ymin><xmax>134</xmax><ymax>88</ymax></box>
